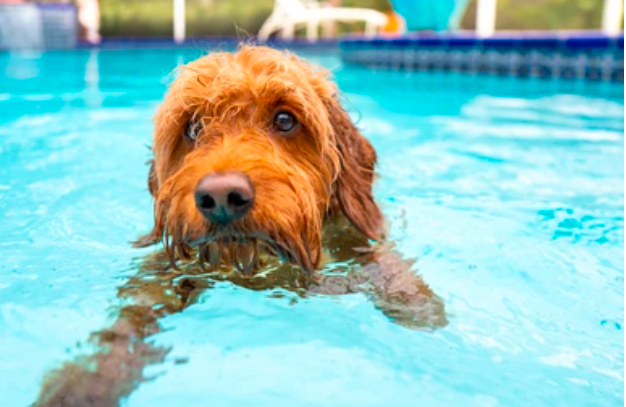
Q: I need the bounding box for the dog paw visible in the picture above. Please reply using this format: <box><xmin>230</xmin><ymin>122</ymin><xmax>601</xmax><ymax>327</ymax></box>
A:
<box><xmin>375</xmin><ymin>292</ymin><xmax>448</xmax><ymax>330</ymax></box>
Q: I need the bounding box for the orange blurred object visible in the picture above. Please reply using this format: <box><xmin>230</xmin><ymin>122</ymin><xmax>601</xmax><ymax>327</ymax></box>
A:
<box><xmin>381</xmin><ymin>11</ymin><xmax>405</xmax><ymax>35</ymax></box>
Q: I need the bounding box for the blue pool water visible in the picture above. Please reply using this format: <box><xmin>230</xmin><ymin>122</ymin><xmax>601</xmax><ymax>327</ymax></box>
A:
<box><xmin>0</xmin><ymin>47</ymin><xmax>623</xmax><ymax>406</ymax></box>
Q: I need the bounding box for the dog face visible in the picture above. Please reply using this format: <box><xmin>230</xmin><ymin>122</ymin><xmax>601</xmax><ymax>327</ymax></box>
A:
<box><xmin>137</xmin><ymin>46</ymin><xmax>382</xmax><ymax>273</ymax></box>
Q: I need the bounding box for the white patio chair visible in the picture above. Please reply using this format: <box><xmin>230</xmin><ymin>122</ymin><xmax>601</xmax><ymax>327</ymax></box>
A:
<box><xmin>258</xmin><ymin>0</ymin><xmax>388</xmax><ymax>42</ymax></box>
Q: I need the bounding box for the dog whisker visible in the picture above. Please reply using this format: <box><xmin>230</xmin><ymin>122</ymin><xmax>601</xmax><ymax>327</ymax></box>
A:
<box><xmin>181</xmin><ymin>226</ymin><xmax>311</xmax><ymax>277</ymax></box>
<box><xmin>198</xmin><ymin>243</ymin><xmax>208</xmax><ymax>271</ymax></box>
<box><xmin>232</xmin><ymin>240</ymin><xmax>256</xmax><ymax>275</ymax></box>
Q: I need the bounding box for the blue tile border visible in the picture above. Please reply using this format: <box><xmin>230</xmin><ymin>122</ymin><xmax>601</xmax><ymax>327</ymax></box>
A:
<box><xmin>341</xmin><ymin>32</ymin><xmax>624</xmax><ymax>50</ymax></box>
<box><xmin>340</xmin><ymin>32</ymin><xmax>624</xmax><ymax>82</ymax></box>
<box><xmin>564</xmin><ymin>36</ymin><xmax>612</xmax><ymax>50</ymax></box>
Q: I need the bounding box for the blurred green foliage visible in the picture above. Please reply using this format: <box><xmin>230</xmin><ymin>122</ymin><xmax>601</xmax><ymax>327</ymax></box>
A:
<box><xmin>93</xmin><ymin>0</ymin><xmax>616</xmax><ymax>36</ymax></box>
<box><xmin>460</xmin><ymin>0</ymin><xmax>607</xmax><ymax>31</ymax></box>
<box><xmin>101</xmin><ymin>0</ymin><xmax>272</xmax><ymax>37</ymax></box>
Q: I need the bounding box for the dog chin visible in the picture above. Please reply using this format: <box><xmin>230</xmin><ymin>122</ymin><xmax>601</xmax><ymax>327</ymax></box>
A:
<box><xmin>187</xmin><ymin>231</ymin><xmax>309</xmax><ymax>276</ymax></box>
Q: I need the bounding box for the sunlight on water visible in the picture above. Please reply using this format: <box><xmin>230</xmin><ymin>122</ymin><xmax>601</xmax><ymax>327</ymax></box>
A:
<box><xmin>0</xmin><ymin>48</ymin><xmax>623</xmax><ymax>407</ymax></box>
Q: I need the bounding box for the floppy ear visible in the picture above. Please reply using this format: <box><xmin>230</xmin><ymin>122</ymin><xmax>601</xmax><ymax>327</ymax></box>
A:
<box><xmin>326</xmin><ymin>99</ymin><xmax>384</xmax><ymax>241</ymax></box>
<box><xmin>147</xmin><ymin>158</ymin><xmax>158</xmax><ymax>197</ymax></box>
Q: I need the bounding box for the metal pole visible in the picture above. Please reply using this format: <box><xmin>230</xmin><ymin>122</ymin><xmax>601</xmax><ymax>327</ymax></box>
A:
<box><xmin>602</xmin><ymin>0</ymin><xmax>624</xmax><ymax>36</ymax></box>
<box><xmin>476</xmin><ymin>0</ymin><xmax>496</xmax><ymax>38</ymax></box>
<box><xmin>174</xmin><ymin>0</ymin><xmax>185</xmax><ymax>43</ymax></box>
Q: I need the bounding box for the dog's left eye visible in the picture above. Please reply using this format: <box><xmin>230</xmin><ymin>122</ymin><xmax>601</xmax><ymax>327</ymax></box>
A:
<box><xmin>185</xmin><ymin>119</ymin><xmax>202</xmax><ymax>141</ymax></box>
<box><xmin>273</xmin><ymin>111</ymin><xmax>298</xmax><ymax>134</ymax></box>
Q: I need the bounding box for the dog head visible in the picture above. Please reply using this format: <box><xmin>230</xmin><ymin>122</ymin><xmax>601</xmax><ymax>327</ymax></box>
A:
<box><xmin>136</xmin><ymin>46</ymin><xmax>383</xmax><ymax>273</ymax></box>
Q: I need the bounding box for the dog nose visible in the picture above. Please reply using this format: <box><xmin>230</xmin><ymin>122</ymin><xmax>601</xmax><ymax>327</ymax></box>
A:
<box><xmin>194</xmin><ymin>172</ymin><xmax>254</xmax><ymax>224</ymax></box>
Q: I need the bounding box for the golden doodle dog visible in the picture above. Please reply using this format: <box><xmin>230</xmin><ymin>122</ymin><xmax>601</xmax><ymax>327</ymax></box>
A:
<box><xmin>34</xmin><ymin>46</ymin><xmax>446</xmax><ymax>407</ymax></box>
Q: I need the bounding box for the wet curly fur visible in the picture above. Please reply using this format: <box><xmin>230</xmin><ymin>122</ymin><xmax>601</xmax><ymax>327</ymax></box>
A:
<box><xmin>135</xmin><ymin>45</ymin><xmax>384</xmax><ymax>273</ymax></box>
<box><xmin>33</xmin><ymin>46</ymin><xmax>447</xmax><ymax>407</ymax></box>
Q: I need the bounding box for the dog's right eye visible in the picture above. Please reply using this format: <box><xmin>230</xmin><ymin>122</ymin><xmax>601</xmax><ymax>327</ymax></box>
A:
<box><xmin>185</xmin><ymin>119</ymin><xmax>202</xmax><ymax>141</ymax></box>
<box><xmin>273</xmin><ymin>111</ymin><xmax>298</xmax><ymax>134</ymax></box>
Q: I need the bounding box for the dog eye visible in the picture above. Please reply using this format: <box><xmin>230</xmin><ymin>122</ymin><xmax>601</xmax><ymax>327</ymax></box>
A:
<box><xmin>185</xmin><ymin>119</ymin><xmax>202</xmax><ymax>141</ymax></box>
<box><xmin>273</xmin><ymin>111</ymin><xmax>297</xmax><ymax>133</ymax></box>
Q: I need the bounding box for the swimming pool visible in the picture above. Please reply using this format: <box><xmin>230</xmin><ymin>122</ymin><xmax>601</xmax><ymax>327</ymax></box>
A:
<box><xmin>0</xmin><ymin>47</ymin><xmax>623</xmax><ymax>406</ymax></box>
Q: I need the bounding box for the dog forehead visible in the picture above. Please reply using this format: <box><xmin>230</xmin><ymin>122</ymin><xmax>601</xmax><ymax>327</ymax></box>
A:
<box><xmin>182</xmin><ymin>49</ymin><xmax>325</xmax><ymax>97</ymax></box>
